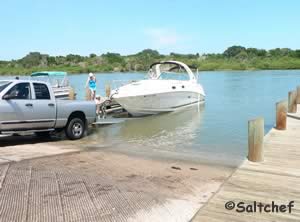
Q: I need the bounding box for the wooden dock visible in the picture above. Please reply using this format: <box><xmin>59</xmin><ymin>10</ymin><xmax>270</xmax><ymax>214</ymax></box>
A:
<box><xmin>193</xmin><ymin>107</ymin><xmax>300</xmax><ymax>221</ymax></box>
<box><xmin>288</xmin><ymin>105</ymin><xmax>300</xmax><ymax>120</ymax></box>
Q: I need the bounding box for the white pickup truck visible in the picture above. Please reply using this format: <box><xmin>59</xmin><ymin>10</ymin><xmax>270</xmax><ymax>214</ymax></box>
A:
<box><xmin>0</xmin><ymin>79</ymin><xmax>96</xmax><ymax>140</ymax></box>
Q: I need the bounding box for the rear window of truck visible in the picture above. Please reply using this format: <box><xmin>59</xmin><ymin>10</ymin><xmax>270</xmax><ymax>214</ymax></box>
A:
<box><xmin>33</xmin><ymin>83</ymin><xmax>51</xmax><ymax>100</ymax></box>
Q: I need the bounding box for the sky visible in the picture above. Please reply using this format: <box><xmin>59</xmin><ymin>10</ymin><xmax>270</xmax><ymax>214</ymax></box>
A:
<box><xmin>0</xmin><ymin>0</ymin><xmax>300</xmax><ymax>60</ymax></box>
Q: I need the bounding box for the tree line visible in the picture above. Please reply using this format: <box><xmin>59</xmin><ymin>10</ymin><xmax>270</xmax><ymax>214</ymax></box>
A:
<box><xmin>1</xmin><ymin>46</ymin><xmax>300</xmax><ymax>75</ymax></box>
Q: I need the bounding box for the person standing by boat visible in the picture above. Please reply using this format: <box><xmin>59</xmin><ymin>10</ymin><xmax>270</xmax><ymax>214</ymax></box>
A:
<box><xmin>86</xmin><ymin>73</ymin><xmax>97</xmax><ymax>100</ymax></box>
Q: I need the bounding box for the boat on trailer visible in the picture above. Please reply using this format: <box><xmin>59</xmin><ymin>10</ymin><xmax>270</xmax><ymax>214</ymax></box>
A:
<box><xmin>31</xmin><ymin>71</ymin><xmax>72</xmax><ymax>99</ymax></box>
<box><xmin>111</xmin><ymin>61</ymin><xmax>205</xmax><ymax>116</ymax></box>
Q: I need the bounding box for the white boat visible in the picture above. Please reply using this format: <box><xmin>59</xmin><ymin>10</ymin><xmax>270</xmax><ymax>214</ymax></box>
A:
<box><xmin>31</xmin><ymin>71</ymin><xmax>72</xmax><ymax>99</ymax></box>
<box><xmin>111</xmin><ymin>61</ymin><xmax>205</xmax><ymax>116</ymax></box>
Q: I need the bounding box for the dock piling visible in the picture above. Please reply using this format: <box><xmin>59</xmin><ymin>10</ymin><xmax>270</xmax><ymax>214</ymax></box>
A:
<box><xmin>85</xmin><ymin>88</ymin><xmax>91</xmax><ymax>101</ymax></box>
<box><xmin>276</xmin><ymin>100</ymin><xmax>287</xmax><ymax>130</ymax></box>
<box><xmin>297</xmin><ymin>86</ymin><xmax>300</xmax><ymax>104</ymax></box>
<box><xmin>248</xmin><ymin>117</ymin><xmax>264</xmax><ymax>162</ymax></box>
<box><xmin>69</xmin><ymin>87</ymin><xmax>76</xmax><ymax>100</ymax></box>
<box><xmin>105</xmin><ymin>84</ymin><xmax>111</xmax><ymax>97</ymax></box>
<box><xmin>288</xmin><ymin>90</ymin><xmax>297</xmax><ymax>113</ymax></box>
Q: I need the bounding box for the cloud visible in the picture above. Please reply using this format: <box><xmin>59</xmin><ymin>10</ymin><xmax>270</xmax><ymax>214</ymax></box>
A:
<box><xmin>144</xmin><ymin>28</ymin><xmax>182</xmax><ymax>49</ymax></box>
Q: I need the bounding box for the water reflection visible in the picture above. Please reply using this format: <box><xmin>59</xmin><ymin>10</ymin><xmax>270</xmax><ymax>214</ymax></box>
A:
<box><xmin>116</xmin><ymin>104</ymin><xmax>204</xmax><ymax>149</ymax></box>
<box><xmin>86</xmin><ymin>104</ymin><xmax>204</xmax><ymax>150</ymax></box>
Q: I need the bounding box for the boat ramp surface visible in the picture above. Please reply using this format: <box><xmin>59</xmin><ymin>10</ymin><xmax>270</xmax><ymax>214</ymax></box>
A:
<box><xmin>0</xmin><ymin>131</ymin><xmax>232</xmax><ymax>221</ymax></box>
<box><xmin>0</xmin><ymin>142</ymin><xmax>232</xmax><ymax>221</ymax></box>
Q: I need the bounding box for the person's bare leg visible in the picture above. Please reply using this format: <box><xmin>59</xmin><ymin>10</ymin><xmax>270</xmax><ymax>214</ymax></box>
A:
<box><xmin>88</xmin><ymin>89</ymin><xmax>92</xmax><ymax>100</ymax></box>
<box><xmin>96</xmin><ymin>104</ymin><xmax>100</xmax><ymax>119</ymax></box>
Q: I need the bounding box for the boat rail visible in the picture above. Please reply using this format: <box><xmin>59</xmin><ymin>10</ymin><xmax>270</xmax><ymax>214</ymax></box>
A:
<box><xmin>111</xmin><ymin>79</ymin><xmax>138</xmax><ymax>90</ymax></box>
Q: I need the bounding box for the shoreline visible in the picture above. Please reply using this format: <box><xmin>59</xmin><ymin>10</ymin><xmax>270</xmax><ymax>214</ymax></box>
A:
<box><xmin>1</xmin><ymin>68</ymin><xmax>300</xmax><ymax>76</ymax></box>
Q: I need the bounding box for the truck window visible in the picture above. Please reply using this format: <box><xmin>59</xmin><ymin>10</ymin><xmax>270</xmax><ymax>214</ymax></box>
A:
<box><xmin>4</xmin><ymin>83</ymin><xmax>31</xmax><ymax>100</ymax></box>
<box><xmin>34</xmin><ymin>83</ymin><xmax>51</xmax><ymax>100</ymax></box>
<box><xmin>0</xmin><ymin>81</ymin><xmax>11</xmax><ymax>93</ymax></box>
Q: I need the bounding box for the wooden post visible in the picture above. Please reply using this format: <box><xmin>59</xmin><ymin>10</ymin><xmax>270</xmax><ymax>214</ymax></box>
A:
<box><xmin>85</xmin><ymin>88</ymin><xmax>91</xmax><ymax>101</ymax></box>
<box><xmin>69</xmin><ymin>87</ymin><xmax>75</xmax><ymax>100</ymax></box>
<box><xmin>288</xmin><ymin>90</ymin><xmax>297</xmax><ymax>113</ymax></box>
<box><xmin>248</xmin><ymin>117</ymin><xmax>264</xmax><ymax>162</ymax></box>
<box><xmin>297</xmin><ymin>86</ymin><xmax>300</xmax><ymax>104</ymax></box>
<box><xmin>276</xmin><ymin>100</ymin><xmax>287</xmax><ymax>130</ymax></box>
<box><xmin>105</xmin><ymin>84</ymin><xmax>111</xmax><ymax>97</ymax></box>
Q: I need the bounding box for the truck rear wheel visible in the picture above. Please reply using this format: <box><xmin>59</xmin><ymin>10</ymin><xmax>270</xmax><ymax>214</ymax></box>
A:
<box><xmin>65</xmin><ymin>118</ymin><xmax>85</xmax><ymax>140</ymax></box>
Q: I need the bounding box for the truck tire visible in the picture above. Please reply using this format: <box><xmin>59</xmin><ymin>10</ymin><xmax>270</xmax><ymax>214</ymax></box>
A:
<box><xmin>65</xmin><ymin>118</ymin><xmax>85</xmax><ymax>140</ymax></box>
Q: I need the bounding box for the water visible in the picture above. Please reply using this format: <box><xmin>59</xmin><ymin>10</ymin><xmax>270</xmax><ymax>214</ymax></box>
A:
<box><xmin>2</xmin><ymin>70</ymin><xmax>300</xmax><ymax>166</ymax></box>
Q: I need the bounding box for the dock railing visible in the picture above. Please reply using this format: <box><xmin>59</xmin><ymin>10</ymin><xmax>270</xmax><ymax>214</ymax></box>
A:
<box><xmin>111</xmin><ymin>80</ymin><xmax>137</xmax><ymax>90</ymax></box>
<box><xmin>103</xmin><ymin>80</ymin><xmax>136</xmax><ymax>98</ymax></box>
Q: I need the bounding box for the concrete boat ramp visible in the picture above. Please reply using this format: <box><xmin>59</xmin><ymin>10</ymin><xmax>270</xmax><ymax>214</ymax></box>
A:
<box><xmin>0</xmin><ymin>134</ymin><xmax>233</xmax><ymax>222</ymax></box>
<box><xmin>0</xmin><ymin>135</ymin><xmax>80</xmax><ymax>164</ymax></box>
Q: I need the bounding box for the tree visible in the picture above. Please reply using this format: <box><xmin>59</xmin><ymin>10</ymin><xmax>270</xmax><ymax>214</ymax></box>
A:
<box><xmin>235</xmin><ymin>51</ymin><xmax>248</xmax><ymax>60</ymax></box>
<box><xmin>101</xmin><ymin>52</ymin><xmax>124</xmax><ymax>64</ymax></box>
<box><xmin>66</xmin><ymin>54</ymin><xmax>84</xmax><ymax>63</ymax></box>
<box><xmin>293</xmin><ymin>50</ymin><xmax>300</xmax><ymax>58</ymax></box>
<box><xmin>223</xmin><ymin>46</ymin><xmax>246</xmax><ymax>58</ymax></box>
<box><xmin>136</xmin><ymin>49</ymin><xmax>160</xmax><ymax>58</ymax></box>
<box><xmin>169</xmin><ymin>53</ymin><xmax>198</xmax><ymax>59</ymax></box>
<box><xmin>20</xmin><ymin>52</ymin><xmax>44</xmax><ymax>67</ymax></box>
<box><xmin>246</xmin><ymin>48</ymin><xmax>267</xmax><ymax>57</ymax></box>
<box><xmin>47</xmin><ymin>56</ymin><xmax>56</xmax><ymax>65</ymax></box>
<box><xmin>133</xmin><ymin>49</ymin><xmax>162</xmax><ymax>70</ymax></box>
<box><xmin>268</xmin><ymin>48</ymin><xmax>291</xmax><ymax>57</ymax></box>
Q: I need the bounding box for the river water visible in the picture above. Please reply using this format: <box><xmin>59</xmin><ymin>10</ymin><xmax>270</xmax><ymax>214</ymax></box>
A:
<box><xmin>68</xmin><ymin>70</ymin><xmax>300</xmax><ymax>166</ymax></box>
<box><xmin>2</xmin><ymin>70</ymin><xmax>300</xmax><ymax>166</ymax></box>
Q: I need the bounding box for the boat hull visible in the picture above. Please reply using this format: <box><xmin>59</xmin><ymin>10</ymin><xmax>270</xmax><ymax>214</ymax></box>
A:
<box><xmin>114</xmin><ymin>91</ymin><xmax>205</xmax><ymax>116</ymax></box>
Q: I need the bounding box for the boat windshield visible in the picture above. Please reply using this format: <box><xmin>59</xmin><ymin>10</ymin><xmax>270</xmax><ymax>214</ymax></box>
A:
<box><xmin>0</xmin><ymin>81</ymin><xmax>11</xmax><ymax>93</ymax></box>
<box><xmin>150</xmin><ymin>62</ymin><xmax>192</xmax><ymax>81</ymax></box>
<box><xmin>158</xmin><ymin>72</ymin><xmax>190</xmax><ymax>81</ymax></box>
<box><xmin>32</xmin><ymin>76</ymin><xmax>69</xmax><ymax>88</ymax></box>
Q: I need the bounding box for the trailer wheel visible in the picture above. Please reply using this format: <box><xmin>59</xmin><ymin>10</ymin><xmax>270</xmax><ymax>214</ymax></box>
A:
<box><xmin>65</xmin><ymin>118</ymin><xmax>85</xmax><ymax>140</ymax></box>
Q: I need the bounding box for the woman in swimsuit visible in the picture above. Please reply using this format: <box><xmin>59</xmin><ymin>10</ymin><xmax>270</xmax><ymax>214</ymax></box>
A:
<box><xmin>86</xmin><ymin>73</ymin><xmax>97</xmax><ymax>100</ymax></box>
